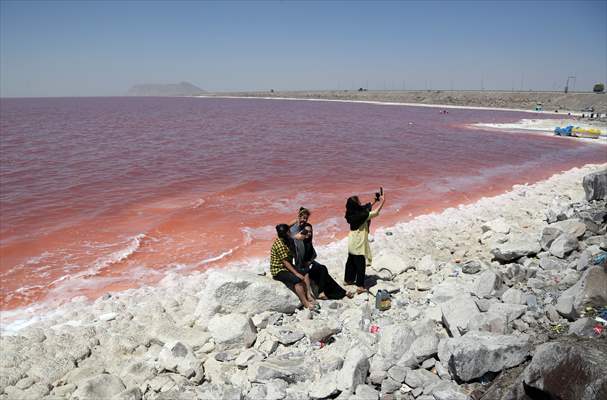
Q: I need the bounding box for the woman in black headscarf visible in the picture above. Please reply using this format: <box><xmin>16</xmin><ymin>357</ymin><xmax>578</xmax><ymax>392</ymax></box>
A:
<box><xmin>296</xmin><ymin>223</ymin><xmax>353</xmax><ymax>300</ymax></box>
<box><xmin>344</xmin><ymin>192</ymin><xmax>385</xmax><ymax>293</ymax></box>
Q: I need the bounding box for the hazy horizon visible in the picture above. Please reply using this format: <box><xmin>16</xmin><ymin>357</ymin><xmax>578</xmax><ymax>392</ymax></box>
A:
<box><xmin>1</xmin><ymin>0</ymin><xmax>606</xmax><ymax>98</ymax></box>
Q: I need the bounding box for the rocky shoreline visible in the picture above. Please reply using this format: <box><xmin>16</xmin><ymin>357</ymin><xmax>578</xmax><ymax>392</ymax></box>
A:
<box><xmin>1</xmin><ymin>164</ymin><xmax>606</xmax><ymax>400</ymax></box>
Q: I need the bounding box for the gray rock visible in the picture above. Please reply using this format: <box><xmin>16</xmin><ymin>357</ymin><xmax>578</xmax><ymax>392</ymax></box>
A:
<box><xmin>411</xmin><ymin>332</ymin><xmax>440</xmax><ymax>360</ymax></box>
<box><xmin>378</xmin><ymin>324</ymin><xmax>416</xmax><ymax>364</ymax></box>
<box><xmin>472</xmin><ymin>269</ymin><xmax>503</xmax><ymax>298</ymax></box>
<box><xmin>295</xmin><ymin>318</ymin><xmax>341</xmax><ymax>343</ymax></box>
<box><xmin>582</xmin><ymin>169</ymin><xmax>607</xmax><ymax>201</ymax></box>
<box><xmin>545</xmin><ymin>304</ymin><xmax>561</xmax><ymax>322</ymax></box>
<box><xmin>404</xmin><ymin>368</ymin><xmax>439</xmax><ymax>389</ymax></box>
<box><xmin>540</xmin><ymin>227</ymin><xmax>561</xmax><ymax>251</ymax></box>
<box><xmin>308</xmin><ymin>371</ymin><xmax>338</xmax><ymax>399</ymax></box>
<box><xmin>549</xmin><ymin>233</ymin><xmax>579</xmax><ymax>259</ymax></box>
<box><xmin>434</xmin><ymin>362</ymin><xmax>450</xmax><ymax>380</ymax></box>
<box><xmin>474</xmin><ymin>298</ymin><xmax>493</xmax><ymax>312</ymax></box>
<box><xmin>194</xmin><ymin>271</ymin><xmax>300</xmax><ymax>327</ymax></box>
<box><xmin>71</xmin><ymin>374</ymin><xmax>126</xmax><ymax>400</ymax></box>
<box><xmin>247</xmin><ymin>357</ymin><xmax>307</xmax><ymax>383</ymax></box>
<box><xmin>431</xmin><ymin>383</ymin><xmax>471</xmax><ymax>400</ymax></box>
<box><xmin>372</xmin><ymin>251</ymin><xmax>412</xmax><ymax>277</ymax></box>
<box><xmin>461</xmin><ymin>260</ymin><xmax>481</xmax><ymax>274</ymax></box>
<box><xmin>416</xmin><ymin>255</ymin><xmax>437</xmax><ymax>276</ymax></box>
<box><xmin>52</xmin><ymin>383</ymin><xmax>77</xmax><ymax>397</ymax></box>
<box><xmin>568</xmin><ymin>317</ymin><xmax>599</xmax><ymax>337</ymax></box>
<box><xmin>336</xmin><ymin>347</ymin><xmax>370</xmax><ymax>393</ymax></box>
<box><xmin>431</xmin><ymin>281</ymin><xmax>471</xmax><ymax>303</ymax></box>
<box><xmin>420</xmin><ymin>358</ymin><xmax>435</xmax><ymax>370</ymax></box>
<box><xmin>440</xmin><ymin>296</ymin><xmax>480</xmax><ymax>337</ymax></box>
<box><xmin>266</xmin><ymin>326</ymin><xmax>305</xmax><ymax>345</ymax></box>
<box><xmin>387</xmin><ymin>365</ymin><xmax>407</xmax><ymax>383</ymax></box>
<box><xmin>500</xmin><ymin>288</ymin><xmax>526</xmax><ymax>304</ymax></box>
<box><xmin>438</xmin><ymin>332</ymin><xmax>531</xmax><ymax>382</ymax></box>
<box><xmin>158</xmin><ymin>341</ymin><xmax>204</xmax><ymax>380</ymax></box>
<box><xmin>556</xmin><ymin>265</ymin><xmax>607</xmax><ymax>320</ymax></box>
<box><xmin>491</xmin><ymin>236</ymin><xmax>541</xmax><ymax>262</ymax></box>
<box><xmin>487</xmin><ymin>303</ymin><xmax>527</xmax><ymax>322</ymax></box>
<box><xmin>519</xmin><ymin>336</ymin><xmax>607</xmax><ymax>400</ymax></box>
<box><xmin>355</xmin><ymin>384</ymin><xmax>379</xmax><ymax>400</ymax></box>
<box><xmin>27</xmin><ymin>355</ymin><xmax>76</xmax><ymax>386</ymax></box>
<box><xmin>539</xmin><ymin>254</ymin><xmax>567</xmax><ymax>271</ymax></box>
<box><xmin>235</xmin><ymin>349</ymin><xmax>265</xmax><ymax>368</ymax></box>
<box><xmin>380</xmin><ymin>377</ymin><xmax>401</xmax><ymax>395</ymax></box>
<box><xmin>265</xmin><ymin>379</ymin><xmax>287</xmax><ymax>400</ymax></box>
<box><xmin>467</xmin><ymin>312</ymin><xmax>508</xmax><ymax>334</ymax></box>
<box><xmin>208</xmin><ymin>313</ymin><xmax>257</xmax><ymax>350</ymax></box>
<box><xmin>112</xmin><ymin>387</ymin><xmax>142</xmax><ymax>400</ymax></box>
<box><xmin>481</xmin><ymin>218</ymin><xmax>510</xmax><ymax>234</ymax></box>
<box><xmin>551</xmin><ymin>219</ymin><xmax>587</xmax><ymax>238</ymax></box>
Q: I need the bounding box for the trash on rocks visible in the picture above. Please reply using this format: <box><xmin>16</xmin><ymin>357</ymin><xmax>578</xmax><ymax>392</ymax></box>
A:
<box><xmin>385</xmin><ymin>231</ymin><xmax>393</xmax><ymax>236</ymax></box>
<box><xmin>369</xmin><ymin>324</ymin><xmax>380</xmax><ymax>334</ymax></box>
<box><xmin>374</xmin><ymin>289</ymin><xmax>392</xmax><ymax>311</ymax></box>
<box><xmin>593</xmin><ymin>324</ymin><xmax>604</xmax><ymax>336</ymax></box>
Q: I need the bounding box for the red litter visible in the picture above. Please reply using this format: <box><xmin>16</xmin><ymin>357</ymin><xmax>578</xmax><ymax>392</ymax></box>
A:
<box><xmin>370</xmin><ymin>325</ymin><xmax>380</xmax><ymax>334</ymax></box>
<box><xmin>593</xmin><ymin>324</ymin><xmax>604</xmax><ymax>336</ymax></box>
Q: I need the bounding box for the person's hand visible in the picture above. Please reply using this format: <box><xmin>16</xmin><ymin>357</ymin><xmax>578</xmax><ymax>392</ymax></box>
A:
<box><xmin>294</xmin><ymin>232</ymin><xmax>306</xmax><ymax>240</ymax></box>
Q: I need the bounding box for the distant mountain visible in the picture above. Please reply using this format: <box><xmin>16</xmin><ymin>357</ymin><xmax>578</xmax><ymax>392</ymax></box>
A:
<box><xmin>126</xmin><ymin>82</ymin><xmax>205</xmax><ymax>96</ymax></box>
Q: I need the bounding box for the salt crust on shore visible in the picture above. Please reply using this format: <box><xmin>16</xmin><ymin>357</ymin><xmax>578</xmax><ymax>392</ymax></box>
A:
<box><xmin>1</xmin><ymin>163</ymin><xmax>606</xmax><ymax>399</ymax></box>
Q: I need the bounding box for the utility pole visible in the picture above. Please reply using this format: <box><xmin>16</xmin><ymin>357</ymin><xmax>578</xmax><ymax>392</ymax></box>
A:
<box><xmin>564</xmin><ymin>76</ymin><xmax>575</xmax><ymax>93</ymax></box>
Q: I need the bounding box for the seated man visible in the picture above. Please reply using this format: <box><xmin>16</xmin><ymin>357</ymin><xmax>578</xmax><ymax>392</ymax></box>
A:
<box><xmin>270</xmin><ymin>223</ymin><xmax>315</xmax><ymax>310</ymax></box>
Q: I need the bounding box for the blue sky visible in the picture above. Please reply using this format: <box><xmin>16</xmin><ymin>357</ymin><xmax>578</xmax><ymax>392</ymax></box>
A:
<box><xmin>1</xmin><ymin>0</ymin><xmax>606</xmax><ymax>97</ymax></box>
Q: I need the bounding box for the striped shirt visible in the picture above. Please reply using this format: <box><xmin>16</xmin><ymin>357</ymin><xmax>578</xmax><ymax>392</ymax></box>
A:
<box><xmin>270</xmin><ymin>237</ymin><xmax>293</xmax><ymax>277</ymax></box>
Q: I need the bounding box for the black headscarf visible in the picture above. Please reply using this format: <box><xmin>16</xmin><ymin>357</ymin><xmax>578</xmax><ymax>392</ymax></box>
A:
<box><xmin>345</xmin><ymin>196</ymin><xmax>371</xmax><ymax>231</ymax></box>
<box><xmin>302</xmin><ymin>223</ymin><xmax>317</xmax><ymax>263</ymax></box>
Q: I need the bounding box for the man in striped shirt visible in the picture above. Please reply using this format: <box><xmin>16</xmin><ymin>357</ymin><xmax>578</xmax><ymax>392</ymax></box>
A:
<box><xmin>270</xmin><ymin>224</ymin><xmax>315</xmax><ymax>310</ymax></box>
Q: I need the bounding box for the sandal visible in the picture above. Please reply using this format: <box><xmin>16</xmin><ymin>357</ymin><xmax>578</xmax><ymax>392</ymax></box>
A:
<box><xmin>356</xmin><ymin>287</ymin><xmax>367</xmax><ymax>295</ymax></box>
<box><xmin>345</xmin><ymin>291</ymin><xmax>355</xmax><ymax>299</ymax></box>
<box><xmin>318</xmin><ymin>293</ymin><xmax>328</xmax><ymax>300</ymax></box>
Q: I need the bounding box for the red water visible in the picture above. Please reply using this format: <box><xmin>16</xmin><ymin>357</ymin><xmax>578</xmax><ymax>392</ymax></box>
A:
<box><xmin>1</xmin><ymin>97</ymin><xmax>605</xmax><ymax>312</ymax></box>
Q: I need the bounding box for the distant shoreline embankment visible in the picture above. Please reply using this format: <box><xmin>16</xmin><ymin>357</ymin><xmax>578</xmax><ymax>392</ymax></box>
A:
<box><xmin>204</xmin><ymin>90</ymin><xmax>607</xmax><ymax>115</ymax></box>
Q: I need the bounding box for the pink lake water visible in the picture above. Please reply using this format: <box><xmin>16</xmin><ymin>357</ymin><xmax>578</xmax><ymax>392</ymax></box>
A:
<box><xmin>1</xmin><ymin>96</ymin><xmax>605</xmax><ymax>312</ymax></box>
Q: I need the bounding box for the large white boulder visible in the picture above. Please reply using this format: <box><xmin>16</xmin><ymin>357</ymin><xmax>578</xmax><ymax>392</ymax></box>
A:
<box><xmin>194</xmin><ymin>270</ymin><xmax>300</xmax><ymax>327</ymax></box>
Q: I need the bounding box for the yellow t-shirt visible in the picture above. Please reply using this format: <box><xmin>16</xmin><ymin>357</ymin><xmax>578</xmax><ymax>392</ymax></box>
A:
<box><xmin>347</xmin><ymin>210</ymin><xmax>379</xmax><ymax>263</ymax></box>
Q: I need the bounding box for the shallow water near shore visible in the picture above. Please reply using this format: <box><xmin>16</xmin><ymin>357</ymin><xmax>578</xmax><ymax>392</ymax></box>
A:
<box><xmin>1</xmin><ymin>97</ymin><xmax>605</xmax><ymax>322</ymax></box>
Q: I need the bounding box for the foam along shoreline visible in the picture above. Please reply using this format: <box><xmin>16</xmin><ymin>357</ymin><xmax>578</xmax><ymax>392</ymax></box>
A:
<box><xmin>195</xmin><ymin>94</ymin><xmax>590</xmax><ymax>116</ymax></box>
<box><xmin>1</xmin><ymin>163</ymin><xmax>606</xmax><ymax>399</ymax></box>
